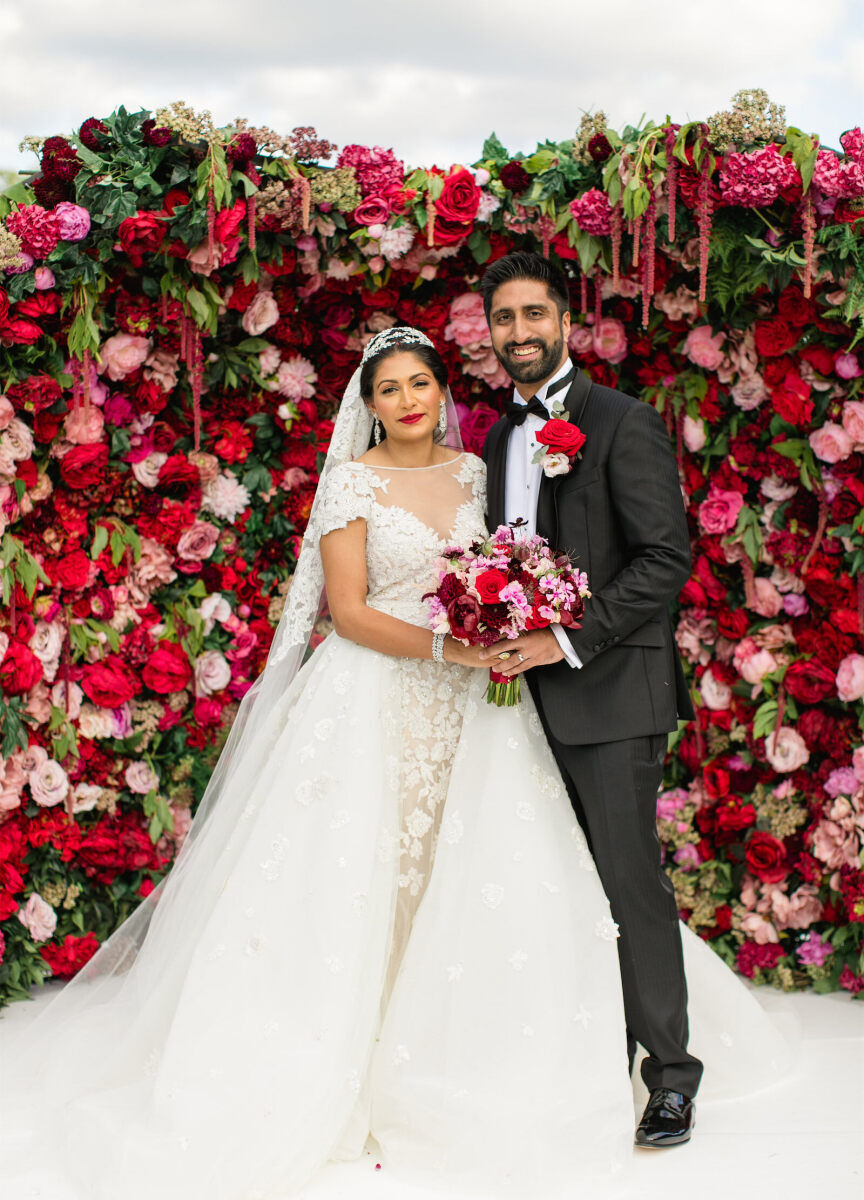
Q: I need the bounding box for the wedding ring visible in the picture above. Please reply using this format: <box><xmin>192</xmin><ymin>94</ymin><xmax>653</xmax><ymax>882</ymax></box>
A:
<box><xmin>516</xmin><ymin>652</ymin><xmax>525</xmax><ymax>663</ymax></box>
<box><xmin>498</xmin><ymin>651</ymin><xmax>512</xmax><ymax>661</ymax></box>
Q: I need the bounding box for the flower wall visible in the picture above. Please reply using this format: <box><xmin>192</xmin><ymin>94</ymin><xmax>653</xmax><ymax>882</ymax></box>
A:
<box><xmin>0</xmin><ymin>93</ymin><xmax>862</xmax><ymax>1006</ymax></box>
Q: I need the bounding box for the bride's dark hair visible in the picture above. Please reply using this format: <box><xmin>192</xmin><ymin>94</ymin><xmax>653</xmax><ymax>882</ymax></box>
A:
<box><xmin>358</xmin><ymin>334</ymin><xmax>449</xmax><ymax>403</ymax></box>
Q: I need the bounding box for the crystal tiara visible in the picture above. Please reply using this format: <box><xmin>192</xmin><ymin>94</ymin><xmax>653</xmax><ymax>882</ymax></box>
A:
<box><xmin>360</xmin><ymin>325</ymin><xmax>436</xmax><ymax>364</ymax></box>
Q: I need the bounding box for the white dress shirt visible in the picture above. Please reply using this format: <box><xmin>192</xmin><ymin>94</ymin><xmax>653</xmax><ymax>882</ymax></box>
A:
<box><xmin>504</xmin><ymin>360</ymin><xmax>582</xmax><ymax>669</ymax></box>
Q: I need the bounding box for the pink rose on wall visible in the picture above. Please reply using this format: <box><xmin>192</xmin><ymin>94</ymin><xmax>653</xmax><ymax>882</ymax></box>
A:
<box><xmin>699</xmin><ymin>667</ymin><xmax>731</xmax><ymax>710</ymax></box>
<box><xmin>194</xmin><ymin>649</ymin><xmax>232</xmax><ymax>697</ymax></box>
<box><xmin>28</xmin><ymin>757</ymin><xmax>69</xmax><ymax>807</ymax></box>
<box><xmin>764</xmin><ymin>727</ymin><xmax>810</xmax><ymax>773</ymax></box>
<box><xmin>568</xmin><ymin>325</ymin><xmax>594</xmax><ymax>355</ymax></box>
<box><xmin>124</xmin><ymin>761</ymin><xmax>159</xmax><ymax>795</ymax></box>
<box><xmin>17</xmin><ymin>893</ymin><xmax>57</xmax><ymax>942</ymax></box>
<box><xmin>176</xmin><ymin>520</ymin><xmax>220</xmax><ymax>561</ymax></box>
<box><xmin>749</xmin><ymin>577</ymin><xmax>783</xmax><ymax>618</ymax></box>
<box><xmin>54</xmin><ymin>202</ymin><xmax>91</xmax><ymax>242</ymax></box>
<box><xmin>836</xmin><ymin>654</ymin><xmax>864</xmax><ymax>703</ymax></box>
<box><xmin>840</xmin><ymin>400</ymin><xmax>864</xmax><ymax>448</ymax></box>
<box><xmin>64</xmin><ymin>405</ymin><xmax>105</xmax><ymax>445</ymax></box>
<box><xmin>684</xmin><ymin>325</ymin><xmax>726</xmax><ymax>371</ymax></box>
<box><xmin>682</xmin><ymin>415</ymin><xmax>706</xmax><ymax>452</ymax></box>
<box><xmin>241</xmin><ymin>290</ymin><xmax>280</xmax><ymax>336</ymax></box>
<box><xmin>592</xmin><ymin>318</ymin><xmax>628</xmax><ymax>364</ymax></box>
<box><xmin>809</xmin><ymin>422</ymin><xmax>853</xmax><ymax>463</ymax></box>
<box><xmin>444</xmin><ymin>293</ymin><xmax>490</xmax><ymax>347</ymax></box>
<box><xmin>98</xmin><ymin>333</ymin><xmax>152</xmax><ymax>381</ymax></box>
<box><xmin>698</xmin><ymin>483</ymin><xmax>744</xmax><ymax>534</ymax></box>
<box><xmin>834</xmin><ymin>351</ymin><xmax>862</xmax><ymax>379</ymax></box>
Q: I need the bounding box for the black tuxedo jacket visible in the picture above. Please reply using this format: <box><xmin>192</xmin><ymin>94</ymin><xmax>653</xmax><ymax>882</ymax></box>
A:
<box><xmin>482</xmin><ymin>365</ymin><xmax>695</xmax><ymax>745</ymax></box>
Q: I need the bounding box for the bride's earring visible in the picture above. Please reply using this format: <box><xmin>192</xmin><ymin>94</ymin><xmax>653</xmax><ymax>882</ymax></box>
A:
<box><xmin>373</xmin><ymin>415</ymin><xmax>382</xmax><ymax>445</ymax></box>
<box><xmin>436</xmin><ymin>402</ymin><xmax>447</xmax><ymax>438</ymax></box>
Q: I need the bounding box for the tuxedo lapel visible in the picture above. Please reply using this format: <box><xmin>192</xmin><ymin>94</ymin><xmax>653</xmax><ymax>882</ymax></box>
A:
<box><xmin>484</xmin><ymin>418</ymin><xmax>513</xmax><ymax>532</ymax></box>
<box><xmin>536</xmin><ymin>366</ymin><xmax>593</xmax><ymax>541</ymax></box>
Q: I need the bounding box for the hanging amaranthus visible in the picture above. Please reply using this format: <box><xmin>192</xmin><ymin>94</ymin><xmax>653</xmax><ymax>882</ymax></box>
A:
<box><xmin>580</xmin><ymin>273</ymin><xmax>588</xmax><ymax>314</ymax></box>
<box><xmin>696</xmin><ymin>135</ymin><xmax>715</xmax><ymax>303</ymax></box>
<box><xmin>610</xmin><ymin>202</ymin><xmax>623</xmax><ymax>292</ymax></box>
<box><xmin>641</xmin><ymin>189</ymin><xmax>657</xmax><ymax>328</ymax></box>
<box><xmin>247</xmin><ymin>193</ymin><xmax>257</xmax><ymax>252</ymax></box>
<box><xmin>594</xmin><ymin>269</ymin><xmax>603</xmax><ymax>329</ymax></box>
<box><xmin>665</xmin><ymin>125</ymin><xmax>679</xmax><ymax>241</ymax></box>
<box><xmin>205</xmin><ymin>186</ymin><xmax>216</xmax><ymax>271</ymax></box>
<box><xmin>801</xmin><ymin>192</ymin><xmax>816</xmax><ymax>298</ymax></box>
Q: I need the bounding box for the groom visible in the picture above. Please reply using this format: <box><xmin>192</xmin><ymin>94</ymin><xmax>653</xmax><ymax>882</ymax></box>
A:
<box><xmin>479</xmin><ymin>252</ymin><xmax>702</xmax><ymax>1148</ymax></box>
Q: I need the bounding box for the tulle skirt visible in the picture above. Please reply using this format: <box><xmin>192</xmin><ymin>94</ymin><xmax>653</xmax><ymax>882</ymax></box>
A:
<box><xmin>0</xmin><ymin>634</ymin><xmax>792</xmax><ymax>1200</ymax></box>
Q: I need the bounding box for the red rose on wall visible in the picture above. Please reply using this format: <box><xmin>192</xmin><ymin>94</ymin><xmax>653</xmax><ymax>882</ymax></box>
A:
<box><xmin>744</xmin><ymin>831</ymin><xmax>790</xmax><ymax>883</ymax></box>
<box><xmin>47</xmin><ymin>549</ymin><xmax>92</xmax><ymax>591</ymax></box>
<box><xmin>59</xmin><ymin>444</ymin><xmax>110</xmax><ymax>489</ymax></box>
<box><xmin>0</xmin><ymin>642</ymin><xmax>43</xmax><ymax>695</ymax></box>
<box><xmin>784</xmin><ymin>658</ymin><xmax>837</xmax><ymax>705</ymax></box>
<box><xmin>39</xmin><ymin>932</ymin><xmax>100</xmax><ymax>978</ymax></box>
<box><xmin>753</xmin><ymin>317</ymin><xmax>798</xmax><ymax>357</ymax></box>
<box><xmin>118</xmin><ymin>211</ymin><xmax>167</xmax><ymax>264</ymax></box>
<box><xmin>81</xmin><ymin>656</ymin><xmax>142</xmax><ymax>707</ymax></box>
<box><xmin>142</xmin><ymin>641</ymin><xmax>193</xmax><ymax>693</ymax></box>
<box><xmin>433</xmin><ymin>168</ymin><xmax>481</xmax><ymax>245</ymax></box>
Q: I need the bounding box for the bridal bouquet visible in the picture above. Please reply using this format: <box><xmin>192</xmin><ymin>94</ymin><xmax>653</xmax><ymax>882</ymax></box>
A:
<box><xmin>425</xmin><ymin>524</ymin><xmax>590</xmax><ymax>706</ymax></box>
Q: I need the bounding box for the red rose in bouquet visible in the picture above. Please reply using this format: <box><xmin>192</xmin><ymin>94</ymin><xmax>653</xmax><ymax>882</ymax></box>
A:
<box><xmin>118</xmin><ymin>211</ymin><xmax>167</xmax><ymax>264</ymax></box>
<box><xmin>39</xmin><ymin>932</ymin><xmax>100</xmax><ymax>979</ymax></box>
<box><xmin>142</xmin><ymin>641</ymin><xmax>193</xmax><ymax>694</ymax></box>
<box><xmin>0</xmin><ymin>642</ymin><xmax>43</xmax><ymax>695</ymax></box>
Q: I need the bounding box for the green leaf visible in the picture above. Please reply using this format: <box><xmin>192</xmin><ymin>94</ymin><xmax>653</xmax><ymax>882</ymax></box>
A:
<box><xmin>467</xmin><ymin>229</ymin><xmax>491</xmax><ymax>264</ymax></box>
<box><xmin>482</xmin><ymin>133</ymin><xmax>510</xmax><ymax>165</ymax></box>
<box><xmin>91</xmin><ymin>524</ymin><xmax>109</xmax><ymax>559</ymax></box>
<box><xmin>522</xmin><ymin>148</ymin><xmax>558</xmax><ymax>175</ymax></box>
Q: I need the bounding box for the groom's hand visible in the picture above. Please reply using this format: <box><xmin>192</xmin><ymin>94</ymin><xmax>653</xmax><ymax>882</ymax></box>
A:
<box><xmin>479</xmin><ymin>629</ymin><xmax>565</xmax><ymax>676</ymax></box>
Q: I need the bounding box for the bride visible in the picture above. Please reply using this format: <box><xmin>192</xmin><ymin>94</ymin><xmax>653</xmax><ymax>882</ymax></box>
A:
<box><xmin>0</xmin><ymin>327</ymin><xmax>790</xmax><ymax>1200</ymax></box>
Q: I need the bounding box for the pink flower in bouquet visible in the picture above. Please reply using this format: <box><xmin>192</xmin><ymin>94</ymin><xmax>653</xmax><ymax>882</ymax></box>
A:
<box><xmin>124</xmin><ymin>760</ymin><xmax>159</xmax><ymax>795</ymax></box>
<box><xmin>0</xmin><ymin>751</ymin><xmax>26</xmax><ymax>814</ymax></box>
<box><xmin>697</xmin><ymin>483</ymin><xmax>744</xmax><ymax>535</ymax></box>
<box><xmin>194</xmin><ymin>649</ymin><xmax>232</xmax><ymax>697</ymax></box>
<box><xmin>749</xmin><ymin>577</ymin><xmax>783</xmax><ymax>618</ymax></box>
<box><xmin>733</xmin><ymin>637</ymin><xmax>778</xmax><ymax>685</ymax></box>
<box><xmin>17</xmin><ymin>893</ymin><xmax>57</xmax><ymax>942</ymax></box>
<box><xmin>54</xmin><ymin>202</ymin><xmax>91</xmax><ymax>242</ymax></box>
<box><xmin>656</xmin><ymin>788</ymin><xmax>688</xmax><ymax>820</ymax></box>
<box><xmin>337</xmin><ymin>145</ymin><xmax>404</xmax><ymax>198</ymax></box>
<box><xmin>98</xmin><ymin>333</ymin><xmax>152</xmax><ymax>381</ymax></box>
<box><xmin>853</xmin><ymin>745</ymin><xmax>864</xmax><ymax>784</ymax></box>
<box><xmin>461</xmin><ymin>343</ymin><xmax>510</xmax><ymax>389</ymax></box>
<box><xmin>764</xmin><ymin>726</ymin><xmax>810</xmax><ymax>773</ymax></box>
<box><xmin>684</xmin><ymin>325</ymin><xmax>726</xmax><ymax>371</ymax></box>
<box><xmin>131</xmin><ymin>451</ymin><xmax>167</xmax><ymax>489</ymax></box>
<box><xmin>274</xmin><ymin>355</ymin><xmax>317</xmax><ymax>401</ymax></box>
<box><xmin>242</xmin><ymin>290</ymin><xmax>280</xmax><ymax>336</ymax></box>
<box><xmin>841</xmin><ymin>400</ymin><xmax>864</xmax><ymax>447</ymax></box>
<box><xmin>29</xmin><ymin>620</ymin><xmax>64</xmax><ymax>682</ymax></box>
<box><xmin>64</xmin><ymin>404</ymin><xmax>105</xmax><ymax>445</ymax></box>
<box><xmin>836</xmin><ymin>653</ymin><xmax>864</xmax><ymax>703</ymax></box>
<box><xmin>740</xmin><ymin>912</ymin><xmax>779</xmax><ymax>945</ymax></box>
<box><xmin>176</xmin><ymin>520</ymin><xmax>219</xmax><ymax>562</ymax></box>
<box><xmin>202</xmin><ymin>472</ymin><xmax>251</xmax><ymax>523</ymax></box>
<box><xmin>131</xmin><ymin>537</ymin><xmax>177</xmax><ymax>592</ymax></box>
<box><xmin>771</xmin><ymin>884</ymin><xmax>822</xmax><ymax>930</ymax></box>
<box><xmin>34</xmin><ymin>266</ymin><xmax>55</xmax><ymax>289</ymax></box>
<box><xmin>834</xmin><ymin>351</ymin><xmax>862</xmax><ymax>380</ymax></box>
<box><xmin>1</xmin><ymin>416</ymin><xmax>34</xmax><ymax>461</ymax></box>
<box><xmin>354</xmin><ymin>197</ymin><xmax>391</xmax><ymax>226</ymax></box>
<box><xmin>809</xmin><ymin>422</ymin><xmax>853</xmax><ymax>463</ymax></box>
<box><xmin>592</xmin><ymin>318</ymin><xmax>628</xmax><ymax>363</ymax></box>
<box><xmin>824</xmin><ymin>767</ymin><xmax>859</xmax><ymax>798</ymax></box>
<box><xmin>568</xmin><ymin>188</ymin><xmax>612</xmax><ymax>236</ymax></box>
<box><xmin>51</xmin><ymin>679</ymin><xmax>82</xmax><ymax>719</ymax></box>
<box><xmin>6</xmin><ymin>204</ymin><xmax>59</xmax><ymax>258</ymax></box>
<box><xmin>29</xmin><ymin>757</ymin><xmax>69</xmax><ymax>807</ymax></box>
<box><xmin>445</xmin><ymin>293</ymin><xmax>490</xmax><ymax>347</ymax></box>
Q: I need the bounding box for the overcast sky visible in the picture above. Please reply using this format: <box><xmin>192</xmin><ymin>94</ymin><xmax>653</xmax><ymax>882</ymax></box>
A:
<box><xmin>1</xmin><ymin>0</ymin><xmax>862</xmax><ymax>177</ymax></box>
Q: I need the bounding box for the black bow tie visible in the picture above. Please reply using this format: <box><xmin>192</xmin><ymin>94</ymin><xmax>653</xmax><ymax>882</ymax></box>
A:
<box><xmin>503</xmin><ymin>366</ymin><xmax>575</xmax><ymax>426</ymax></box>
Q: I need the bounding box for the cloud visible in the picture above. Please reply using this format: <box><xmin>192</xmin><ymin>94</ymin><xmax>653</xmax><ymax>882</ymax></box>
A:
<box><xmin>0</xmin><ymin>0</ymin><xmax>860</xmax><ymax>173</ymax></box>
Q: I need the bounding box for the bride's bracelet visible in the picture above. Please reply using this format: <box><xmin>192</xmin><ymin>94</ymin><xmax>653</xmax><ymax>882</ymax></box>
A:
<box><xmin>432</xmin><ymin>632</ymin><xmax>447</xmax><ymax>664</ymax></box>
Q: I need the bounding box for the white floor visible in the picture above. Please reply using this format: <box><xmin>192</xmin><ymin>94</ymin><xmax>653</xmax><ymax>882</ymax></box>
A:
<box><xmin>2</xmin><ymin>982</ymin><xmax>862</xmax><ymax>1199</ymax></box>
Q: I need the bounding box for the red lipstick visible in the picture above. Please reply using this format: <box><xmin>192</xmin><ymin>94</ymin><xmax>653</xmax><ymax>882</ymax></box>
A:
<box><xmin>398</xmin><ymin>413</ymin><xmax>424</xmax><ymax>424</ymax></box>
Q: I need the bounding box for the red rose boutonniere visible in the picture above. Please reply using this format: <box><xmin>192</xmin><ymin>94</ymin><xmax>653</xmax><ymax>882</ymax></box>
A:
<box><xmin>532</xmin><ymin>418</ymin><xmax>586</xmax><ymax>477</ymax></box>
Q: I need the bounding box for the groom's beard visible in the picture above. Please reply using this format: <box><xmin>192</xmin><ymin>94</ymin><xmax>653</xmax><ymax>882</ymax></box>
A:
<box><xmin>498</xmin><ymin>331</ymin><xmax>566</xmax><ymax>386</ymax></box>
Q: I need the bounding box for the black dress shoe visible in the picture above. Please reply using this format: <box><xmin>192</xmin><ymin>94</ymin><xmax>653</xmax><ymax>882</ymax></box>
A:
<box><xmin>634</xmin><ymin>1088</ymin><xmax>694</xmax><ymax>1148</ymax></box>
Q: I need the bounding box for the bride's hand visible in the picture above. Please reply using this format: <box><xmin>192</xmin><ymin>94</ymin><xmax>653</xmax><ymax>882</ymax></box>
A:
<box><xmin>442</xmin><ymin>638</ymin><xmax>495</xmax><ymax>669</ymax></box>
<box><xmin>478</xmin><ymin>629</ymin><xmax>565</xmax><ymax>675</ymax></box>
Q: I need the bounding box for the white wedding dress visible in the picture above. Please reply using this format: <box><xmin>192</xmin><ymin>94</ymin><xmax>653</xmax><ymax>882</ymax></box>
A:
<box><xmin>0</xmin><ymin>452</ymin><xmax>791</xmax><ymax>1200</ymax></box>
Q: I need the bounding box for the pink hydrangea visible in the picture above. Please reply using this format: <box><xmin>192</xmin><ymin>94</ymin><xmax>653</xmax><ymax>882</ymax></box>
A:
<box><xmin>6</xmin><ymin>204</ymin><xmax>60</xmax><ymax>259</ymax></box>
<box><xmin>796</xmin><ymin>931</ymin><xmax>833</xmax><ymax>967</ymax></box>
<box><xmin>568</xmin><ymin>188</ymin><xmax>612</xmax><ymax>236</ymax></box>
<box><xmin>840</xmin><ymin>126</ymin><xmax>864</xmax><ymax>162</ymax></box>
<box><xmin>445</xmin><ymin>293</ymin><xmax>490</xmax><ymax>347</ymax></box>
<box><xmin>811</xmin><ymin>148</ymin><xmax>864</xmax><ymax>198</ymax></box>
<box><xmin>336</xmin><ymin>145</ymin><xmax>404</xmax><ymax>199</ymax></box>
<box><xmin>718</xmin><ymin>144</ymin><xmax>799</xmax><ymax>207</ymax></box>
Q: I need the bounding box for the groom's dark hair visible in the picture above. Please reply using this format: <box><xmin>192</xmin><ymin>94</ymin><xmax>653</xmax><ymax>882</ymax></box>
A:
<box><xmin>480</xmin><ymin>252</ymin><xmax>570</xmax><ymax>323</ymax></box>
